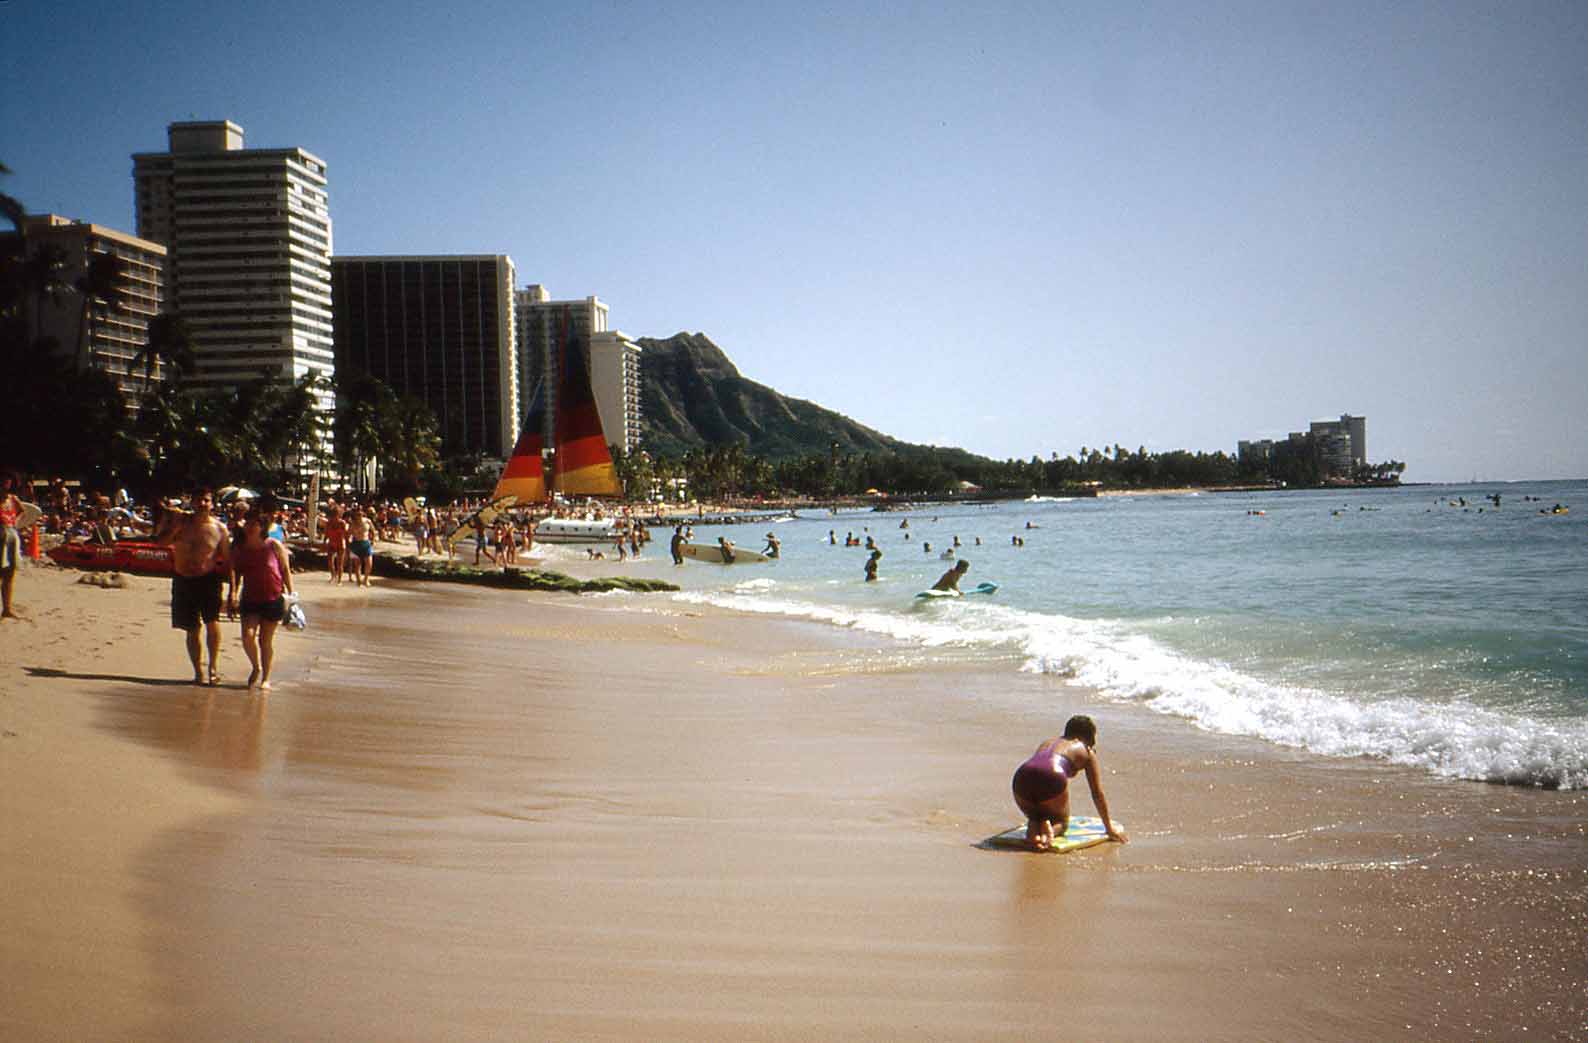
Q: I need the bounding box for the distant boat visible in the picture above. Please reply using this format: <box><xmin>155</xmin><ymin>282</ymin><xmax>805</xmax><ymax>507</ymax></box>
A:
<box><xmin>534</xmin><ymin>517</ymin><xmax>619</xmax><ymax>543</ymax></box>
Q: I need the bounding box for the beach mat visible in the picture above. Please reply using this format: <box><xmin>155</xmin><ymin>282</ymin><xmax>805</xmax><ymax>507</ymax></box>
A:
<box><xmin>980</xmin><ymin>815</ymin><xmax>1119</xmax><ymax>854</ymax></box>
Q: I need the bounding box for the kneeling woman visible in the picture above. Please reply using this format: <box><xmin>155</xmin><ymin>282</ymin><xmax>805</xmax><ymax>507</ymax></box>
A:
<box><xmin>228</xmin><ymin>506</ymin><xmax>295</xmax><ymax>690</ymax></box>
<box><xmin>1011</xmin><ymin>714</ymin><xmax>1127</xmax><ymax>850</ymax></box>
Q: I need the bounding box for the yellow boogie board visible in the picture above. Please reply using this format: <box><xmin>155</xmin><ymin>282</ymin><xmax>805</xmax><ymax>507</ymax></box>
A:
<box><xmin>982</xmin><ymin>815</ymin><xmax>1121</xmax><ymax>854</ymax></box>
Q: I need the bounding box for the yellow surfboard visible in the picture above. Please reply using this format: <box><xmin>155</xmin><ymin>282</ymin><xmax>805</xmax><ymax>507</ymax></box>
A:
<box><xmin>982</xmin><ymin>815</ymin><xmax>1121</xmax><ymax>854</ymax></box>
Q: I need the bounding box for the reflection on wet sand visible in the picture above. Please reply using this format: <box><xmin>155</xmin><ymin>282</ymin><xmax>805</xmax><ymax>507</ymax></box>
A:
<box><xmin>98</xmin><ymin>682</ymin><xmax>270</xmax><ymax>784</ymax></box>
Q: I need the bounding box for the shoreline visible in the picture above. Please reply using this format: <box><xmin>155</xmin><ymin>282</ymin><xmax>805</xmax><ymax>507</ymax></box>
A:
<box><xmin>2</xmin><ymin>556</ymin><xmax>1583</xmax><ymax>1038</ymax></box>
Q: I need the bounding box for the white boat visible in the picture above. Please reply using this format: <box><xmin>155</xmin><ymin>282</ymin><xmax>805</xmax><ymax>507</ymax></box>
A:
<box><xmin>533</xmin><ymin>517</ymin><xmax>618</xmax><ymax>543</ymax></box>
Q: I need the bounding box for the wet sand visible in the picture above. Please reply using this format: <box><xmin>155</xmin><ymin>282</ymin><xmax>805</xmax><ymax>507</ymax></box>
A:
<box><xmin>2</xmin><ymin>558</ymin><xmax>1584</xmax><ymax>1040</ymax></box>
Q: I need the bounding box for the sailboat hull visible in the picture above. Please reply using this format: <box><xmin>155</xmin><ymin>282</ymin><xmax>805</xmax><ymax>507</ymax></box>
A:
<box><xmin>534</xmin><ymin>518</ymin><xmax>619</xmax><ymax>543</ymax></box>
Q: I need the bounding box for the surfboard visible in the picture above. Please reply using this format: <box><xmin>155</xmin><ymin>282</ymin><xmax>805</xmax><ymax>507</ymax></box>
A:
<box><xmin>15</xmin><ymin>501</ymin><xmax>43</xmax><ymax>531</ymax></box>
<box><xmin>445</xmin><ymin>495</ymin><xmax>514</xmax><ymax>546</ymax></box>
<box><xmin>982</xmin><ymin>815</ymin><xmax>1121</xmax><ymax>854</ymax></box>
<box><xmin>679</xmin><ymin>542</ymin><xmax>769</xmax><ymax>564</ymax></box>
<box><xmin>915</xmin><ymin>581</ymin><xmax>998</xmax><ymax>599</ymax></box>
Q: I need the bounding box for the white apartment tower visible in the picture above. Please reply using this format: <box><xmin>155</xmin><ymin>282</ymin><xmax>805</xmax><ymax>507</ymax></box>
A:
<box><xmin>132</xmin><ymin>121</ymin><xmax>335</xmax><ymax>437</ymax></box>
<box><xmin>513</xmin><ymin>285</ymin><xmax>607</xmax><ymax>436</ymax></box>
<box><xmin>588</xmin><ymin>330</ymin><xmax>644</xmax><ymax>455</ymax></box>
<box><xmin>512</xmin><ymin>287</ymin><xmax>644</xmax><ymax>455</ymax></box>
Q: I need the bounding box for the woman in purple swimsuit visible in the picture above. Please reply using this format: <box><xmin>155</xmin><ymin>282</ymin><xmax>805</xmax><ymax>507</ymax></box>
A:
<box><xmin>1011</xmin><ymin>714</ymin><xmax>1127</xmax><ymax>850</ymax></box>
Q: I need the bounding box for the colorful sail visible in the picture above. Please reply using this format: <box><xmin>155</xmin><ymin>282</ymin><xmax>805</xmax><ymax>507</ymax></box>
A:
<box><xmin>552</xmin><ymin>308</ymin><xmax>622</xmax><ymax>497</ymax></box>
<box><xmin>492</xmin><ymin>377</ymin><xmax>548</xmax><ymax>504</ymax></box>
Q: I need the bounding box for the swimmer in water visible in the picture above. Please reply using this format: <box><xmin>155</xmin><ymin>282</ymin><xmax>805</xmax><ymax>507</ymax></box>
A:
<box><xmin>931</xmin><ymin>559</ymin><xmax>969</xmax><ymax>592</ymax></box>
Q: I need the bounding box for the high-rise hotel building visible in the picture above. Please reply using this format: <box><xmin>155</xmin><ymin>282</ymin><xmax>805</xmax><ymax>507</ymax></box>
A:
<box><xmin>331</xmin><ymin>256</ymin><xmax>519</xmax><ymax>459</ymax></box>
<box><xmin>513</xmin><ymin>286</ymin><xmax>643</xmax><ymax>454</ymax></box>
<box><xmin>14</xmin><ymin>214</ymin><xmax>166</xmax><ymax>402</ymax></box>
<box><xmin>588</xmin><ymin>330</ymin><xmax>644</xmax><ymax>455</ymax></box>
<box><xmin>132</xmin><ymin>121</ymin><xmax>335</xmax><ymax>425</ymax></box>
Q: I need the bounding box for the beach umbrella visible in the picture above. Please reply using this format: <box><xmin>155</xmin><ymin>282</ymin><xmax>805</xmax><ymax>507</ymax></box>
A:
<box><xmin>217</xmin><ymin>486</ymin><xmax>258</xmax><ymax>503</ymax></box>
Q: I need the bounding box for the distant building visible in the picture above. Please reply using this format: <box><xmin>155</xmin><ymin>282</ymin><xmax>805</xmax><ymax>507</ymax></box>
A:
<box><xmin>12</xmin><ymin>214</ymin><xmax>166</xmax><ymax>402</ymax></box>
<box><xmin>513</xmin><ymin>286</ymin><xmax>607</xmax><ymax>437</ymax></box>
<box><xmin>512</xmin><ymin>286</ymin><xmax>645</xmax><ymax>454</ymax></box>
<box><xmin>331</xmin><ymin>255</ymin><xmax>519</xmax><ymax>460</ymax></box>
<box><xmin>1239</xmin><ymin>414</ymin><xmax>1368</xmax><ymax>479</ymax></box>
<box><xmin>588</xmin><ymin>330</ymin><xmax>644</xmax><ymax>454</ymax></box>
<box><xmin>1237</xmin><ymin>438</ymin><xmax>1275</xmax><ymax>467</ymax></box>
<box><xmin>1309</xmin><ymin>414</ymin><xmax>1367</xmax><ymax>476</ymax></box>
<box><xmin>133</xmin><ymin>120</ymin><xmax>335</xmax><ymax>457</ymax></box>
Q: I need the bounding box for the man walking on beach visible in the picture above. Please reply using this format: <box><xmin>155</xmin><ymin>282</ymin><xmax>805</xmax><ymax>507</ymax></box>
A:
<box><xmin>347</xmin><ymin>506</ymin><xmax>374</xmax><ymax>586</ymax></box>
<box><xmin>157</xmin><ymin>488</ymin><xmax>232</xmax><ymax>685</ymax></box>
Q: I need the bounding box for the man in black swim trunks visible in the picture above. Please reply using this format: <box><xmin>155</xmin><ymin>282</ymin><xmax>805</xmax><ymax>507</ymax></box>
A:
<box><xmin>157</xmin><ymin>488</ymin><xmax>232</xmax><ymax>685</ymax></box>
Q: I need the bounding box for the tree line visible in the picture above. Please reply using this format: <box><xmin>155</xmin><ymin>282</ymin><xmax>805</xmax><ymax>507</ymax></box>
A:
<box><xmin>613</xmin><ymin>436</ymin><xmax>1405</xmax><ymax>503</ymax></box>
<box><xmin>613</xmin><ymin>442</ymin><xmax>1248</xmax><ymax>502</ymax></box>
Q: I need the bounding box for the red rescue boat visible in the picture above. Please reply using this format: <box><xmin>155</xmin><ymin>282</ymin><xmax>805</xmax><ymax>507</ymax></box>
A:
<box><xmin>46</xmin><ymin>540</ymin><xmax>176</xmax><ymax>576</ymax></box>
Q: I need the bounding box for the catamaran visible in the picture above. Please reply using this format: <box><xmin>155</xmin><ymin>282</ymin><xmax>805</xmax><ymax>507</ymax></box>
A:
<box><xmin>471</xmin><ymin>311</ymin><xmax>624</xmax><ymax>544</ymax></box>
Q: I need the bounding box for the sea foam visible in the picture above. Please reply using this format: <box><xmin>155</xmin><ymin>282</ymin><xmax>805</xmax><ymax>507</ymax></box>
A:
<box><xmin>676</xmin><ymin>589</ymin><xmax>1588</xmax><ymax>789</ymax></box>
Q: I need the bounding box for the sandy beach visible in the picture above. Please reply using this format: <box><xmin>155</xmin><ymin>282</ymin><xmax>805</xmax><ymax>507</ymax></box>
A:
<box><xmin>2</xmin><ymin>551</ymin><xmax>1583</xmax><ymax>1040</ymax></box>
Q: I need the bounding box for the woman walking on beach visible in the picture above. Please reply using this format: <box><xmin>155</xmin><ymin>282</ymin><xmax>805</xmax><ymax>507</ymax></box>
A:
<box><xmin>1012</xmin><ymin>715</ymin><xmax>1127</xmax><ymax>850</ymax></box>
<box><xmin>228</xmin><ymin>506</ymin><xmax>295</xmax><ymax>691</ymax></box>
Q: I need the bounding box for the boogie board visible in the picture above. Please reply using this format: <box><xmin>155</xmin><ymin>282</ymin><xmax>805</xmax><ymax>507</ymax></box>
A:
<box><xmin>915</xmin><ymin>581</ymin><xmax>999</xmax><ymax>599</ymax></box>
<box><xmin>679</xmin><ymin>542</ymin><xmax>769</xmax><ymax>564</ymax></box>
<box><xmin>982</xmin><ymin>815</ymin><xmax>1121</xmax><ymax>854</ymax></box>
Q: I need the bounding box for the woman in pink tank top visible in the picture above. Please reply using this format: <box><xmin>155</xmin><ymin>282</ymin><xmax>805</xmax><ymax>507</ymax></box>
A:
<box><xmin>228</xmin><ymin>505</ymin><xmax>295</xmax><ymax>690</ymax></box>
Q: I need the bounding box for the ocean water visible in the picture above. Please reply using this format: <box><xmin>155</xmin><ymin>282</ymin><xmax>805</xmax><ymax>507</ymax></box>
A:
<box><xmin>542</xmin><ymin>481</ymin><xmax>1588</xmax><ymax>789</ymax></box>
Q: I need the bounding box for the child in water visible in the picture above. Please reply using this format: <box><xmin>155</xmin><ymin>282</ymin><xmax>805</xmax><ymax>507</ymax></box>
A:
<box><xmin>1011</xmin><ymin>714</ymin><xmax>1127</xmax><ymax>850</ymax></box>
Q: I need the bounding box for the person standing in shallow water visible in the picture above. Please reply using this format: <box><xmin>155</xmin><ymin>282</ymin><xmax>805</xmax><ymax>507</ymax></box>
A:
<box><xmin>1011</xmin><ymin>714</ymin><xmax>1127</xmax><ymax>850</ymax></box>
<box><xmin>864</xmin><ymin>548</ymin><xmax>881</xmax><ymax>581</ymax></box>
<box><xmin>932</xmin><ymin>559</ymin><xmax>970</xmax><ymax>592</ymax></box>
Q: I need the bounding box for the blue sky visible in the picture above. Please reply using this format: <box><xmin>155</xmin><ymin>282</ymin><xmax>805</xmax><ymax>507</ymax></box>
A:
<box><xmin>5</xmin><ymin>0</ymin><xmax>1585</xmax><ymax>481</ymax></box>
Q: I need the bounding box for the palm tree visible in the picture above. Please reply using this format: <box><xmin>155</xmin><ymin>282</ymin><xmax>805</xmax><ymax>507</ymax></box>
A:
<box><xmin>386</xmin><ymin>396</ymin><xmax>442</xmax><ymax>493</ymax></box>
<box><xmin>269</xmin><ymin>371</ymin><xmax>331</xmax><ymax>483</ymax></box>
<box><xmin>128</xmin><ymin>311</ymin><xmax>196</xmax><ymax>386</ymax></box>
<box><xmin>21</xmin><ymin>243</ymin><xmax>70</xmax><ymax>345</ymax></box>
<box><xmin>75</xmin><ymin>250</ymin><xmax>125</xmax><ymax>372</ymax></box>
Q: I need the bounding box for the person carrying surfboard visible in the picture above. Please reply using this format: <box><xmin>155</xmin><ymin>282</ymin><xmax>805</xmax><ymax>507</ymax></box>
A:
<box><xmin>932</xmin><ymin>559</ymin><xmax>971</xmax><ymax>592</ymax></box>
<box><xmin>1011</xmin><ymin>715</ymin><xmax>1127</xmax><ymax>851</ymax></box>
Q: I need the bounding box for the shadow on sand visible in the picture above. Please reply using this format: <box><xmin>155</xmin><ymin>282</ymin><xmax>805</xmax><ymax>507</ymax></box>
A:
<box><xmin>24</xmin><ymin>666</ymin><xmax>198</xmax><ymax>688</ymax></box>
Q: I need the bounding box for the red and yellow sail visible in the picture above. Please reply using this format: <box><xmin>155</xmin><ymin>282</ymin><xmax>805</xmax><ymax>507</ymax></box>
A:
<box><xmin>492</xmin><ymin>424</ymin><xmax>546</xmax><ymax>505</ymax></box>
<box><xmin>551</xmin><ymin>309</ymin><xmax>621</xmax><ymax>497</ymax></box>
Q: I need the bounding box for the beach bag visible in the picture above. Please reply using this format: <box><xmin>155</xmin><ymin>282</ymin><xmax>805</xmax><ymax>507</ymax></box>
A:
<box><xmin>284</xmin><ymin>592</ymin><xmax>307</xmax><ymax>631</ymax></box>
